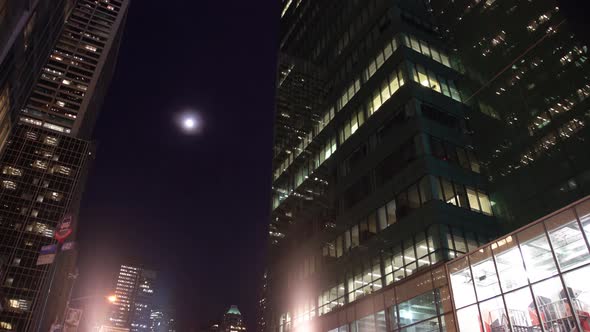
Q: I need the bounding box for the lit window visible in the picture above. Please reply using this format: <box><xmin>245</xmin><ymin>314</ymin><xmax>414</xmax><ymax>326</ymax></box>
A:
<box><xmin>21</xmin><ymin>116</ymin><xmax>43</xmax><ymax>126</ymax></box>
<box><xmin>43</xmin><ymin>122</ymin><xmax>67</xmax><ymax>132</ymax></box>
<box><xmin>52</xmin><ymin>165</ymin><xmax>71</xmax><ymax>176</ymax></box>
<box><xmin>2</xmin><ymin>180</ymin><xmax>16</xmax><ymax>190</ymax></box>
<box><xmin>2</xmin><ymin>166</ymin><xmax>22</xmax><ymax>176</ymax></box>
<box><xmin>32</xmin><ymin>160</ymin><xmax>48</xmax><ymax>170</ymax></box>
<box><xmin>43</xmin><ymin>135</ymin><xmax>59</xmax><ymax>146</ymax></box>
<box><xmin>48</xmin><ymin>191</ymin><xmax>63</xmax><ymax>202</ymax></box>
<box><xmin>0</xmin><ymin>321</ymin><xmax>13</xmax><ymax>330</ymax></box>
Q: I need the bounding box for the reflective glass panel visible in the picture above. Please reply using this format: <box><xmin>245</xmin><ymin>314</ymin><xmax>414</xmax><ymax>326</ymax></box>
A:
<box><xmin>398</xmin><ymin>291</ymin><xmax>438</xmax><ymax>327</ymax></box>
<box><xmin>517</xmin><ymin>223</ymin><xmax>558</xmax><ymax>282</ymax></box>
<box><xmin>470</xmin><ymin>247</ymin><xmax>501</xmax><ymax>301</ymax></box>
<box><xmin>399</xmin><ymin>317</ymin><xmax>440</xmax><ymax>332</ymax></box>
<box><xmin>563</xmin><ymin>265</ymin><xmax>590</xmax><ymax>329</ymax></box>
<box><xmin>504</xmin><ymin>287</ymin><xmax>541</xmax><ymax>331</ymax></box>
<box><xmin>544</xmin><ymin>210</ymin><xmax>590</xmax><ymax>272</ymax></box>
<box><xmin>493</xmin><ymin>236</ymin><xmax>528</xmax><ymax>292</ymax></box>
<box><xmin>449</xmin><ymin>257</ymin><xmax>477</xmax><ymax>308</ymax></box>
<box><xmin>356</xmin><ymin>314</ymin><xmax>375</xmax><ymax>332</ymax></box>
<box><xmin>531</xmin><ymin>277</ymin><xmax>577</xmax><ymax>331</ymax></box>
<box><xmin>575</xmin><ymin>200</ymin><xmax>590</xmax><ymax>242</ymax></box>
<box><xmin>456</xmin><ymin>304</ymin><xmax>481</xmax><ymax>332</ymax></box>
<box><xmin>376</xmin><ymin>311</ymin><xmax>386</xmax><ymax>332</ymax></box>
<box><xmin>479</xmin><ymin>296</ymin><xmax>508</xmax><ymax>332</ymax></box>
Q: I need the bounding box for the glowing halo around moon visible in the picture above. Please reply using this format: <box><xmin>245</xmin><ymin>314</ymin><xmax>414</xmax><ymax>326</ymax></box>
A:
<box><xmin>175</xmin><ymin>111</ymin><xmax>203</xmax><ymax>134</ymax></box>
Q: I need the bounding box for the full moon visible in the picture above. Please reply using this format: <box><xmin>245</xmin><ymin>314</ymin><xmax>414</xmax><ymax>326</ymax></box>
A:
<box><xmin>183</xmin><ymin>117</ymin><xmax>195</xmax><ymax>129</ymax></box>
<box><xmin>176</xmin><ymin>111</ymin><xmax>202</xmax><ymax>134</ymax></box>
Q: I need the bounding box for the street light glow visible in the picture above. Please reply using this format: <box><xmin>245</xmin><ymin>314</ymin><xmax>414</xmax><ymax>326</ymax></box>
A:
<box><xmin>107</xmin><ymin>295</ymin><xmax>117</xmax><ymax>303</ymax></box>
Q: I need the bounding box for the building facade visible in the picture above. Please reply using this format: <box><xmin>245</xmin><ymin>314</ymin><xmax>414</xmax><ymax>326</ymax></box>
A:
<box><xmin>267</xmin><ymin>1</ymin><xmax>499</xmax><ymax>331</ymax></box>
<box><xmin>0</xmin><ymin>0</ymin><xmax>130</xmax><ymax>331</ymax></box>
<box><xmin>267</xmin><ymin>1</ymin><xmax>590</xmax><ymax>331</ymax></box>
<box><xmin>108</xmin><ymin>265</ymin><xmax>157</xmax><ymax>332</ymax></box>
<box><xmin>0</xmin><ymin>0</ymin><xmax>73</xmax><ymax>155</ymax></box>
<box><xmin>315</xmin><ymin>195</ymin><xmax>590</xmax><ymax>332</ymax></box>
<box><xmin>446</xmin><ymin>195</ymin><xmax>590</xmax><ymax>331</ymax></box>
<box><xmin>221</xmin><ymin>305</ymin><xmax>246</xmax><ymax>332</ymax></box>
<box><xmin>428</xmin><ymin>0</ymin><xmax>590</xmax><ymax>226</ymax></box>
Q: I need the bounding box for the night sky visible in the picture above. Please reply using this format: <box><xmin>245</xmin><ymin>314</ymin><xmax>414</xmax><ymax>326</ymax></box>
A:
<box><xmin>74</xmin><ymin>1</ymin><xmax>279</xmax><ymax>331</ymax></box>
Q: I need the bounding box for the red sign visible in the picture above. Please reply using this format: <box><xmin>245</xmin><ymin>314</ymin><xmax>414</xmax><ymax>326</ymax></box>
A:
<box><xmin>55</xmin><ymin>214</ymin><xmax>74</xmax><ymax>243</ymax></box>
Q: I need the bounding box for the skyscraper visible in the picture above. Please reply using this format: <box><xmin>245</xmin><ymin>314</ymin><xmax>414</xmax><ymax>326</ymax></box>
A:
<box><xmin>19</xmin><ymin>0</ymin><xmax>129</xmax><ymax>138</ymax></box>
<box><xmin>220</xmin><ymin>305</ymin><xmax>246</xmax><ymax>332</ymax></box>
<box><xmin>267</xmin><ymin>1</ymin><xmax>498</xmax><ymax>331</ymax></box>
<box><xmin>0</xmin><ymin>0</ymin><xmax>130</xmax><ymax>330</ymax></box>
<box><xmin>428</xmin><ymin>0</ymin><xmax>590</xmax><ymax>226</ymax></box>
<box><xmin>108</xmin><ymin>264</ymin><xmax>157</xmax><ymax>332</ymax></box>
<box><xmin>0</xmin><ymin>0</ymin><xmax>73</xmax><ymax>152</ymax></box>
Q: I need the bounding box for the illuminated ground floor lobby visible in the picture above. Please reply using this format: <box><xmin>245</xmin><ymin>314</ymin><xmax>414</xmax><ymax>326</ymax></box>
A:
<box><xmin>289</xmin><ymin>196</ymin><xmax>590</xmax><ymax>332</ymax></box>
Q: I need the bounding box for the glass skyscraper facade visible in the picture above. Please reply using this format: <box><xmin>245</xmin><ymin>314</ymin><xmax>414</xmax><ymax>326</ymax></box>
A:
<box><xmin>0</xmin><ymin>125</ymin><xmax>92</xmax><ymax>331</ymax></box>
<box><xmin>448</xmin><ymin>195</ymin><xmax>590</xmax><ymax>332</ymax></box>
<box><xmin>428</xmin><ymin>0</ymin><xmax>590</xmax><ymax>226</ymax></box>
<box><xmin>267</xmin><ymin>1</ymin><xmax>499</xmax><ymax>331</ymax></box>
<box><xmin>0</xmin><ymin>0</ymin><xmax>73</xmax><ymax>151</ymax></box>
<box><xmin>266</xmin><ymin>0</ymin><xmax>590</xmax><ymax>332</ymax></box>
<box><xmin>20</xmin><ymin>0</ymin><xmax>129</xmax><ymax>138</ymax></box>
<box><xmin>0</xmin><ymin>0</ymin><xmax>130</xmax><ymax>330</ymax></box>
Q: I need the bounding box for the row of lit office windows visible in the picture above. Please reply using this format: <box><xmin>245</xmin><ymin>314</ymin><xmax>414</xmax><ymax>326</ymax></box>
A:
<box><xmin>274</xmin><ymin>29</ymin><xmax>456</xmax><ymax>183</ymax></box>
<box><xmin>327</xmin><ymin>175</ymin><xmax>492</xmax><ymax>255</ymax></box>
<box><xmin>282</xmin><ymin>224</ymin><xmax>488</xmax><ymax>327</ymax></box>
<box><xmin>273</xmin><ymin>61</ymin><xmax>461</xmax><ymax>210</ymax></box>
<box><xmin>287</xmin><ymin>174</ymin><xmax>490</xmax><ymax>284</ymax></box>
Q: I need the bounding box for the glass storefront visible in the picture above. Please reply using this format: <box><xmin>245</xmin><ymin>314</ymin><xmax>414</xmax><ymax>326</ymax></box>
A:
<box><xmin>299</xmin><ymin>198</ymin><xmax>590</xmax><ymax>332</ymax></box>
<box><xmin>448</xmin><ymin>197</ymin><xmax>590</xmax><ymax>332</ymax></box>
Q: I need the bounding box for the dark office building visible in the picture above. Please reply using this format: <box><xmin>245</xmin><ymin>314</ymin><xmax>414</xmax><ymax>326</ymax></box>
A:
<box><xmin>0</xmin><ymin>0</ymin><xmax>73</xmax><ymax>151</ymax></box>
<box><xmin>266</xmin><ymin>1</ymin><xmax>499</xmax><ymax>332</ymax></box>
<box><xmin>428</xmin><ymin>0</ymin><xmax>590</xmax><ymax>226</ymax></box>
<box><xmin>0</xmin><ymin>0</ymin><xmax>130</xmax><ymax>331</ymax></box>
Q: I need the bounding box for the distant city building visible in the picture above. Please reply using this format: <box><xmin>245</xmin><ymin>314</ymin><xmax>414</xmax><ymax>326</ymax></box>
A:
<box><xmin>0</xmin><ymin>0</ymin><xmax>130</xmax><ymax>331</ymax></box>
<box><xmin>149</xmin><ymin>307</ymin><xmax>176</xmax><ymax>332</ymax></box>
<box><xmin>256</xmin><ymin>272</ymin><xmax>268</xmax><ymax>332</ymax></box>
<box><xmin>108</xmin><ymin>265</ymin><xmax>157</xmax><ymax>332</ymax></box>
<box><xmin>221</xmin><ymin>305</ymin><xmax>246</xmax><ymax>332</ymax></box>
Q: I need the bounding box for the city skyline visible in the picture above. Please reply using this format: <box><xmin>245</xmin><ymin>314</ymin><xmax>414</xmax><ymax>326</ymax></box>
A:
<box><xmin>0</xmin><ymin>0</ymin><xmax>589</xmax><ymax>331</ymax></box>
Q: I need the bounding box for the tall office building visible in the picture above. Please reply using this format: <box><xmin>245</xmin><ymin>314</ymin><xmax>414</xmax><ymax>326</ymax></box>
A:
<box><xmin>0</xmin><ymin>0</ymin><xmax>73</xmax><ymax>153</ymax></box>
<box><xmin>0</xmin><ymin>0</ymin><xmax>130</xmax><ymax>331</ymax></box>
<box><xmin>428</xmin><ymin>0</ymin><xmax>590</xmax><ymax>226</ymax></box>
<box><xmin>220</xmin><ymin>306</ymin><xmax>246</xmax><ymax>332</ymax></box>
<box><xmin>267</xmin><ymin>1</ymin><xmax>499</xmax><ymax>332</ymax></box>
<box><xmin>108</xmin><ymin>265</ymin><xmax>157</xmax><ymax>332</ymax></box>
